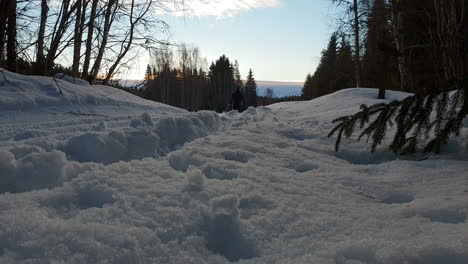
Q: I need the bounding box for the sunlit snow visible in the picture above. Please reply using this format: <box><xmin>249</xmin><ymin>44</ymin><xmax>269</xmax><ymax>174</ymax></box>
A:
<box><xmin>0</xmin><ymin>70</ymin><xmax>467</xmax><ymax>263</ymax></box>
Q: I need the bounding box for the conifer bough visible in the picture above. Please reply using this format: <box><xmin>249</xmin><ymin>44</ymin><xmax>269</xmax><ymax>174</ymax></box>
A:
<box><xmin>329</xmin><ymin>85</ymin><xmax>467</xmax><ymax>154</ymax></box>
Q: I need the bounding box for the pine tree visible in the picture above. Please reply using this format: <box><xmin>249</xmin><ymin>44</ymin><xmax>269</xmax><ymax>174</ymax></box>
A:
<box><xmin>144</xmin><ymin>64</ymin><xmax>153</xmax><ymax>81</ymax></box>
<box><xmin>209</xmin><ymin>55</ymin><xmax>234</xmax><ymax>112</ymax></box>
<box><xmin>322</xmin><ymin>33</ymin><xmax>338</xmax><ymax>95</ymax></box>
<box><xmin>306</xmin><ymin>33</ymin><xmax>339</xmax><ymax>98</ymax></box>
<box><xmin>335</xmin><ymin>36</ymin><xmax>355</xmax><ymax>91</ymax></box>
<box><xmin>244</xmin><ymin>69</ymin><xmax>257</xmax><ymax>108</ymax></box>
<box><xmin>233</xmin><ymin>60</ymin><xmax>243</xmax><ymax>91</ymax></box>
<box><xmin>302</xmin><ymin>73</ymin><xmax>313</xmax><ymax>100</ymax></box>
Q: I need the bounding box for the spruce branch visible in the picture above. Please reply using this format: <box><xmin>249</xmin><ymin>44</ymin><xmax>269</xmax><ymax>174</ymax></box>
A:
<box><xmin>329</xmin><ymin>90</ymin><xmax>467</xmax><ymax>154</ymax></box>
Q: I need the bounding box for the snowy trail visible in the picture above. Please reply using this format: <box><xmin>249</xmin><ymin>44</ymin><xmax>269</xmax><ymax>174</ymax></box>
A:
<box><xmin>1</xmin><ymin>72</ymin><xmax>468</xmax><ymax>263</ymax></box>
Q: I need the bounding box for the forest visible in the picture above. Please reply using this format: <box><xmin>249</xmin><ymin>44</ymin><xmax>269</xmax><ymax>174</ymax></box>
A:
<box><xmin>306</xmin><ymin>0</ymin><xmax>468</xmax><ymax>153</ymax></box>
<box><xmin>303</xmin><ymin>0</ymin><xmax>467</xmax><ymax>103</ymax></box>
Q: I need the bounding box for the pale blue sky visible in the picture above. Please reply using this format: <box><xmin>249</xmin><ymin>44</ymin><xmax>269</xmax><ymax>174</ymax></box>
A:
<box><xmin>130</xmin><ymin>0</ymin><xmax>335</xmax><ymax>82</ymax></box>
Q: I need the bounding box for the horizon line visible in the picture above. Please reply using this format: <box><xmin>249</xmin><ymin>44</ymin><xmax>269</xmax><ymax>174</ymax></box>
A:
<box><xmin>118</xmin><ymin>79</ymin><xmax>304</xmax><ymax>84</ymax></box>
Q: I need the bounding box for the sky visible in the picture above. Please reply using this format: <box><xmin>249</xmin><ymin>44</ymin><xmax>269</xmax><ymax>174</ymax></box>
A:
<box><xmin>127</xmin><ymin>0</ymin><xmax>335</xmax><ymax>82</ymax></box>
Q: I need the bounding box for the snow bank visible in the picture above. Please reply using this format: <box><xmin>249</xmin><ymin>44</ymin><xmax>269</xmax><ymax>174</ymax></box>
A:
<box><xmin>0</xmin><ymin>149</ymin><xmax>94</xmax><ymax>194</ymax></box>
<box><xmin>0</xmin><ymin>69</ymin><xmax>182</xmax><ymax>113</ymax></box>
<box><xmin>63</xmin><ymin>111</ymin><xmax>220</xmax><ymax>164</ymax></box>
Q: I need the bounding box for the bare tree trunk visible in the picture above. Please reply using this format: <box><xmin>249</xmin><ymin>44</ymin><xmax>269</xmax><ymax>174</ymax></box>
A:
<box><xmin>378</xmin><ymin>87</ymin><xmax>386</xmax><ymax>99</ymax></box>
<box><xmin>89</xmin><ymin>0</ymin><xmax>118</xmax><ymax>83</ymax></box>
<box><xmin>82</xmin><ymin>0</ymin><xmax>98</xmax><ymax>79</ymax></box>
<box><xmin>0</xmin><ymin>0</ymin><xmax>8</xmax><ymax>65</ymax></box>
<box><xmin>353</xmin><ymin>0</ymin><xmax>362</xmax><ymax>88</ymax></box>
<box><xmin>390</xmin><ymin>0</ymin><xmax>408</xmax><ymax>91</ymax></box>
<box><xmin>72</xmin><ymin>0</ymin><xmax>84</xmax><ymax>77</ymax></box>
<box><xmin>35</xmin><ymin>0</ymin><xmax>48</xmax><ymax>75</ymax></box>
<box><xmin>6</xmin><ymin>0</ymin><xmax>16</xmax><ymax>72</ymax></box>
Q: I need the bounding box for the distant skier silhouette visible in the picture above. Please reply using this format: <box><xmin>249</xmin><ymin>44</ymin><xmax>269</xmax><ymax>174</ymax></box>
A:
<box><xmin>231</xmin><ymin>87</ymin><xmax>244</xmax><ymax>112</ymax></box>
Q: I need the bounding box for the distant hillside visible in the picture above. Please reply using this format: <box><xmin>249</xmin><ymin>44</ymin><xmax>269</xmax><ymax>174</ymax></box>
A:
<box><xmin>256</xmin><ymin>81</ymin><xmax>303</xmax><ymax>98</ymax></box>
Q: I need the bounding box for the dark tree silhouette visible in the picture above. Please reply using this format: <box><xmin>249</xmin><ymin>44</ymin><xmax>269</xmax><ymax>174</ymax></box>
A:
<box><xmin>244</xmin><ymin>69</ymin><xmax>258</xmax><ymax>108</ymax></box>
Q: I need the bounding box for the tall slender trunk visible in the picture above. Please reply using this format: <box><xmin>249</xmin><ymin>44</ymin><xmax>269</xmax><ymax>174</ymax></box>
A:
<box><xmin>36</xmin><ymin>0</ymin><xmax>48</xmax><ymax>75</ymax></box>
<box><xmin>82</xmin><ymin>0</ymin><xmax>98</xmax><ymax>79</ymax></box>
<box><xmin>353</xmin><ymin>0</ymin><xmax>362</xmax><ymax>88</ymax></box>
<box><xmin>0</xmin><ymin>0</ymin><xmax>8</xmax><ymax>65</ymax></box>
<box><xmin>378</xmin><ymin>87</ymin><xmax>386</xmax><ymax>99</ymax></box>
<box><xmin>390</xmin><ymin>0</ymin><xmax>408</xmax><ymax>91</ymax></box>
<box><xmin>6</xmin><ymin>0</ymin><xmax>16</xmax><ymax>72</ymax></box>
<box><xmin>71</xmin><ymin>0</ymin><xmax>83</xmax><ymax>77</ymax></box>
<box><xmin>89</xmin><ymin>0</ymin><xmax>118</xmax><ymax>83</ymax></box>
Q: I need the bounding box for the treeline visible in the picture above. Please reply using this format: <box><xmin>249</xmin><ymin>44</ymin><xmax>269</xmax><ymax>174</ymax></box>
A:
<box><xmin>139</xmin><ymin>44</ymin><xmax>258</xmax><ymax>112</ymax></box>
<box><xmin>0</xmin><ymin>0</ymin><xmax>174</xmax><ymax>83</ymax></box>
<box><xmin>302</xmin><ymin>0</ymin><xmax>468</xmax><ymax>103</ymax></box>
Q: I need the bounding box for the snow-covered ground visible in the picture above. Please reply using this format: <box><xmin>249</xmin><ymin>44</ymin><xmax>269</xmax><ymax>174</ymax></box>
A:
<box><xmin>0</xmin><ymin>70</ymin><xmax>467</xmax><ymax>263</ymax></box>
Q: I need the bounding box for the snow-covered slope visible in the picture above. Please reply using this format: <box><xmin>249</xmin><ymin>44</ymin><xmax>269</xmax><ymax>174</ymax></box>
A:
<box><xmin>0</xmin><ymin>71</ymin><xmax>467</xmax><ymax>263</ymax></box>
<box><xmin>0</xmin><ymin>69</ymin><xmax>182</xmax><ymax>113</ymax></box>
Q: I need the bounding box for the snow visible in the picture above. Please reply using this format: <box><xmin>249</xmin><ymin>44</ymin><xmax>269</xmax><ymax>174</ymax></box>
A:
<box><xmin>0</xmin><ymin>70</ymin><xmax>467</xmax><ymax>263</ymax></box>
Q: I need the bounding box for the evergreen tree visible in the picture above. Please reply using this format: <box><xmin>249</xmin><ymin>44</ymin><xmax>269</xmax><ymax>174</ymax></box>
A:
<box><xmin>233</xmin><ymin>60</ymin><xmax>243</xmax><ymax>91</ymax></box>
<box><xmin>321</xmin><ymin>33</ymin><xmax>338</xmax><ymax>95</ymax></box>
<box><xmin>304</xmin><ymin>33</ymin><xmax>340</xmax><ymax>99</ymax></box>
<box><xmin>335</xmin><ymin>36</ymin><xmax>355</xmax><ymax>91</ymax></box>
<box><xmin>209</xmin><ymin>55</ymin><xmax>234</xmax><ymax>112</ymax></box>
<box><xmin>362</xmin><ymin>0</ymin><xmax>394</xmax><ymax>99</ymax></box>
<box><xmin>244</xmin><ymin>69</ymin><xmax>257</xmax><ymax>108</ymax></box>
<box><xmin>144</xmin><ymin>64</ymin><xmax>153</xmax><ymax>81</ymax></box>
<box><xmin>302</xmin><ymin>73</ymin><xmax>313</xmax><ymax>100</ymax></box>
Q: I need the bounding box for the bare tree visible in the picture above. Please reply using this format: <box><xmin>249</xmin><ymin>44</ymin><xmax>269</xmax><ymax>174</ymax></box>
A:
<box><xmin>389</xmin><ymin>0</ymin><xmax>408</xmax><ymax>91</ymax></box>
<box><xmin>264</xmin><ymin>88</ymin><xmax>274</xmax><ymax>98</ymax></box>
<box><xmin>6</xmin><ymin>0</ymin><xmax>16</xmax><ymax>71</ymax></box>
<box><xmin>35</xmin><ymin>0</ymin><xmax>49</xmax><ymax>74</ymax></box>
<box><xmin>89</xmin><ymin>0</ymin><xmax>118</xmax><ymax>82</ymax></box>
<box><xmin>4</xmin><ymin>0</ymin><xmax>181</xmax><ymax>84</ymax></box>
<box><xmin>103</xmin><ymin>0</ymin><xmax>153</xmax><ymax>83</ymax></box>
<box><xmin>0</xmin><ymin>0</ymin><xmax>8</xmax><ymax>65</ymax></box>
<box><xmin>331</xmin><ymin>0</ymin><xmax>370</xmax><ymax>88</ymax></box>
<box><xmin>45</xmin><ymin>0</ymin><xmax>79</xmax><ymax>73</ymax></box>
<box><xmin>72</xmin><ymin>0</ymin><xmax>89</xmax><ymax>77</ymax></box>
<box><xmin>351</xmin><ymin>0</ymin><xmax>362</xmax><ymax>88</ymax></box>
<box><xmin>81</xmin><ymin>0</ymin><xmax>99</xmax><ymax>79</ymax></box>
